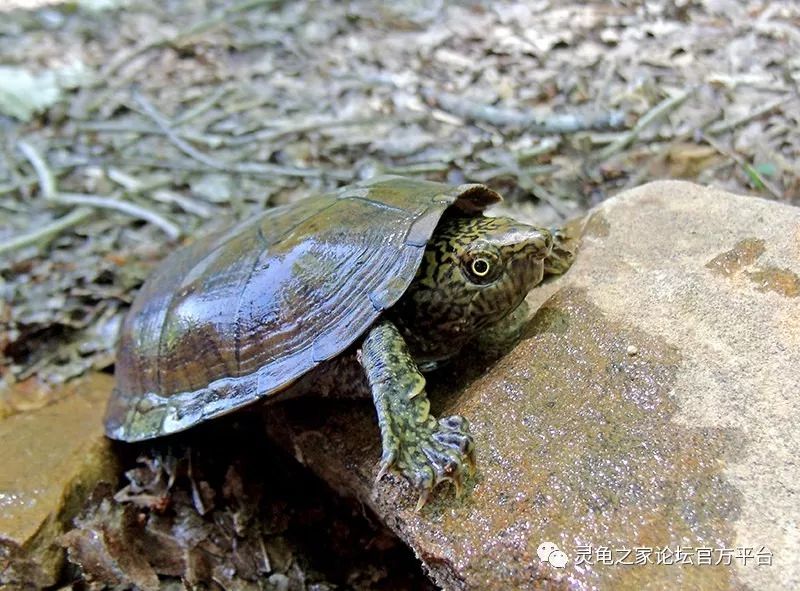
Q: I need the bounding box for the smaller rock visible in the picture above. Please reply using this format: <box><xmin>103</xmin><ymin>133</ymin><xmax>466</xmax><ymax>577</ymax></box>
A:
<box><xmin>0</xmin><ymin>373</ymin><xmax>118</xmax><ymax>589</ymax></box>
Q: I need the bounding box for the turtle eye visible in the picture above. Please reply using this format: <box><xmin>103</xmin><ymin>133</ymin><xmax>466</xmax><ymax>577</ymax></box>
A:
<box><xmin>462</xmin><ymin>249</ymin><xmax>501</xmax><ymax>284</ymax></box>
<box><xmin>471</xmin><ymin>258</ymin><xmax>491</xmax><ymax>277</ymax></box>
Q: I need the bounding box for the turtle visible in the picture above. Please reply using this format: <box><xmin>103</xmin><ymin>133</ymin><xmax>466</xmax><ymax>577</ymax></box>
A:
<box><xmin>105</xmin><ymin>176</ymin><xmax>574</xmax><ymax>504</ymax></box>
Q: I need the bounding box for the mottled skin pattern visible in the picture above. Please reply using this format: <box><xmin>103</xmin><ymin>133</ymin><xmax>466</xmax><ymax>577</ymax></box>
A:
<box><xmin>391</xmin><ymin>215</ymin><xmax>552</xmax><ymax>362</ymax></box>
<box><xmin>287</xmin><ymin>214</ymin><xmax>572</xmax><ymax>506</ymax></box>
<box><xmin>367</xmin><ymin>215</ymin><xmax>560</xmax><ymax>503</ymax></box>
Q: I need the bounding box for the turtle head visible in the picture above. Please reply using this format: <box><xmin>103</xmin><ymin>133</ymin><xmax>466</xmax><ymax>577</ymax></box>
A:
<box><xmin>394</xmin><ymin>214</ymin><xmax>553</xmax><ymax>361</ymax></box>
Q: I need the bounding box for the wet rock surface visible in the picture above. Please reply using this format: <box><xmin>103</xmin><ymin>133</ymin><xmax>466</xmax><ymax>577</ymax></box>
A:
<box><xmin>0</xmin><ymin>372</ymin><xmax>118</xmax><ymax>588</ymax></box>
<box><xmin>265</xmin><ymin>181</ymin><xmax>800</xmax><ymax>590</ymax></box>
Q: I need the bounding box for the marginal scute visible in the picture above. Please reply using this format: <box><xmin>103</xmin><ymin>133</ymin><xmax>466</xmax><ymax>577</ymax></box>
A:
<box><xmin>312</xmin><ymin>333</ymin><xmax>343</xmax><ymax>363</ymax></box>
<box><xmin>106</xmin><ymin>176</ymin><xmax>502</xmax><ymax>442</ymax></box>
<box><xmin>406</xmin><ymin>208</ymin><xmax>443</xmax><ymax>247</ymax></box>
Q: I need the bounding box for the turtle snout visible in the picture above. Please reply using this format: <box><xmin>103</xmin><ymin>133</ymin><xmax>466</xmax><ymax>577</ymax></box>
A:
<box><xmin>527</xmin><ymin>228</ymin><xmax>554</xmax><ymax>259</ymax></box>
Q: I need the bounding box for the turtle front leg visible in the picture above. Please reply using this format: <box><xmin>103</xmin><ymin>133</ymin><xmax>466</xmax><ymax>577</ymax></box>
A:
<box><xmin>360</xmin><ymin>320</ymin><xmax>475</xmax><ymax>508</ymax></box>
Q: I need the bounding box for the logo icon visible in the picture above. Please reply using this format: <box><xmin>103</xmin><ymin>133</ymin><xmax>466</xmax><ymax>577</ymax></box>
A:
<box><xmin>537</xmin><ymin>541</ymin><xmax>568</xmax><ymax>569</ymax></box>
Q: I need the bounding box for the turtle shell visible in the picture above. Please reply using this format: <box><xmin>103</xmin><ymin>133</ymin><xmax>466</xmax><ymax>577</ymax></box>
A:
<box><xmin>105</xmin><ymin>176</ymin><xmax>501</xmax><ymax>441</ymax></box>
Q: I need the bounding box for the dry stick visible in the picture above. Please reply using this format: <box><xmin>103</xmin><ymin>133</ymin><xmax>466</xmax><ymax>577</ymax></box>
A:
<box><xmin>621</xmin><ymin>110</ymin><xmax>723</xmax><ymax>190</ymax></box>
<box><xmin>174</xmin><ymin>86</ymin><xmax>232</xmax><ymax>126</ymax></box>
<box><xmin>132</xmin><ymin>91</ymin><xmax>231</xmax><ymax>171</ymax></box>
<box><xmin>131</xmin><ymin>92</ymin><xmax>351</xmax><ymax>180</ymax></box>
<box><xmin>221</xmin><ymin>114</ymin><xmax>414</xmax><ymax>146</ymax></box>
<box><xmin>596</xmin><ymin>88</ymin><xmax>694</xmax><ymax>161</ymax></box>
<box><xmin>705</xmin><ymin>97</ymin><xmax>791</xmax><ymax>136</ymax></box>
<box><xmin>56</xmin><ymin>193</ymin><xmax>182</xmax><ymax>238</ymax></box>
<box><xmin>74</xmin><ymin>52</ymin><xmax>156</xmax><ymax>119</ymax></box>
<box><xmin>77</xmin><ymin>120</ymin><xmax>227</xmax><ymax>148</ymax></box>
<box><xmin>0</xmin><ymin>176</ymin><xmax>38</xmax><ymax>196</ymax></box>
<box><xmin>79</xmin><ymin>114</ymin><xmax>402</xmax><ymax>149</ymax></box>
<box><xmin>17</xmin><ymin>140</ymin><xmax>56</xmax><ymax>198</ymax></box>
<box><xmin>383</xmin><ymin>162</ymin><xmax>451</xmax><ymax>175</ymax></box>
<box><xmin>77</xmin><ymin>0</ymin><xmax>274</xmax><ymax>117</ymax></box>
<box><xmin>622</xmin><ymin>95</ymin><xmax>789</xmax><ymax>190</ymax></box>
<box><xmin>15</xmin><ymin>140</ymin><xmax>182</xmax><ymax>241</ymax></box>
<box><xmin>4</xmin><ymin>143</ymin><xmax>95</xmax><ymax>257</ymax></box>
<box><xmin>0</xmin><ymin>207</ymin><xmax>95</xmax><ymax>258</ymax></box>
<box><xmin>701</xmin><ymin>133</ymin><xmax>784</xmax><ymax>200</ymax></box>
<box><xmin>123</xmin><ymin>156</ymin><xmax>352</xmax><ymax>180</ymax></box>
<box><xmin>151</xmin><ymin>189</ymin><xmax>215</xmax><ymax>219</ymax></box>
<box><xmin>514</xmin><ymin>137</ymin><xmax>561</xmax><ymax>161</ymax></box>
<box><xmin>525</xmin><ymin>177</ymin><xmax>573</xmax><ymax>218</ymax></box>
<box><xmin>422</xmin><ymin>88</ymin><xmax>626</xmax><ymax>133</ymax></box>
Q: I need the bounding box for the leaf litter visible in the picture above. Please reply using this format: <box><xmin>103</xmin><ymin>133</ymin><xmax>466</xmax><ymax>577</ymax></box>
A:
<box><xmin>62</xmin><ymin>413</ymin><xmax>434</xmax><ymax>590</ymax></box>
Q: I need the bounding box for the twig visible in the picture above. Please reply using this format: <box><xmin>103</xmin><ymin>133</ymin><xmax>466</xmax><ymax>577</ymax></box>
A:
<box><xmin>0</xmin><ymin>208</ymin><xmax>94</xmax><ymax>258</ymax></box>
<box><xmin>226</xmin><ymin>161</ymin><xmax>352</xmax><ymax>179</ymax></box>
<box><xmin>134</xmin><ymin>93</ymin><xmax>351</xmax><ymax>179</ymax></box>
<box><xmin>175</xmin><ymin>86</ymin><xmax>232</xmax><ymax>126</ymax></box>
<box><xmin>524</xmin><ymin>178</ymin><xmax>573</xmax><ymax>218</ymax></box>
<box><xmin>15</xmin><ymin>139</ymin><xmax>182</xmax><ymax>240</ymax></box>
<box><xmin>56</xmin><ymin>193</ymin><xmax>182</xmax><ymax>239</ymax></box>
<box><xmin>513</xmin><ymin>138</ymin><xmax>561</xmax><ymax>161</ymax></box>
<box><xmin>71</xmin><ymin>51</ymin><xmax>157</xmax><ymax>120</ymax></box>
<box><xmin>421</xmin><ymin>88</ymin><xmax>626</xmax><ymax>133</ymax></box>
<box><xmin>124</xmin><ymin>156</ymin><xmax>352</xmax><ymax>180</ymax></box>
<box><xmin>17</xmin><ymin>140</ymin><xmax>56</xmax><ymax>198</ymax></box>
<box><xmin>80</xmin><ymin>114</ymin><xmax>402</xmax><ymax>150</ymax></box>
<box><xmin>132</xmin><ymin>91</ymin><xmax>229</xmax><ymax>170</ymax></box>
<box><xmin>107</xmin><ymin>168</ymin><xmax>160</xmax><ymax>192</ymax></box>
<box><xmin>151</xmin><ymin>189</ymin><xmax>214</xmax><ymax>219</ymax></box>
<box><xmin>76</xmin><ymin>120</ymin><xmax>227</xmax><ymax>148</ymax></box>
<box><xmin>622</xmin><ymin>110</ymin><xmax>723</xmax><ymax>190</ymax></box>
<box><xmin>596</xmin><ymin>88</ymin><xmax>694</xmax><ymax>161</ymax></box>
<box><xmin>705</xmin><ymin>97</ymin><xmax>790</xmax><ymax>136</ymax></box>
<box><xmin>221</xmin><ymin>114</ymin><xmax>413</xmax><ymax>146</ymax></box>
<box><xmin>131</xmin><ymin>91</ymin><xmax>348</xmax><ymax>180</ymax></box>
<box><xmin>700</xmin><ymin>133</ymin><xmax>784</xmax><ymax>200</ymax></box>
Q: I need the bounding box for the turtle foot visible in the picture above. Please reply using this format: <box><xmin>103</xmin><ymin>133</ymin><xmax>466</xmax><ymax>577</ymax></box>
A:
<box><xmin>377</xmin><ymin>413</ymin><xmax>475</xmax><ymax>510</ymax></box>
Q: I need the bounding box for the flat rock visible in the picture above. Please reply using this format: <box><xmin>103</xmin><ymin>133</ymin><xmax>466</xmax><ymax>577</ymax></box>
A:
<box><xmin>265</xmin><ymin>181</ymin><xmax>800</xmax><ymax>591</ymax></box>
<box><xmin>0</xmin><ymin>373</ymin><xmax>118</xmax><ymax>588</ymax></box>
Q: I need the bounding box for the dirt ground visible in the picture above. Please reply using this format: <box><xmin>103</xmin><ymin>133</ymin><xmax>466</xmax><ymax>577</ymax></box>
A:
<box><xmin>0</xmin><ymin>0</ymin><xmax>798</xmax><ymax>588</ymax></box>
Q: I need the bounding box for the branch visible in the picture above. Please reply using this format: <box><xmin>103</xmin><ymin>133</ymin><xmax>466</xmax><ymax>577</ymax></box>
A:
<box><xmin>422</xmin><ymin>89</ymin><xmax>626</xmax><ymax>134</ymax></box>
<box><xmin>14</xmin><ymin>140</ymin><xmax>182</xmax><ymax>244</ymax></box>
<box><xmin>0</xmin><ymin>208</ymin><xmax>94</xmax><ymax>257</ymax></box>
<box><xmin>596</xmin><ymin>88</ymin><xmax>694</xmax><ymax>161</ymax></box>
<box><xmin>701</xmin><ymin>133</ymin><xmax>784</xmax><ymax>200</ymax></box>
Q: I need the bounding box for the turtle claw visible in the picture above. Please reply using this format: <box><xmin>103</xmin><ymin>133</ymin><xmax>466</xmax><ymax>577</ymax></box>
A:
<box><xmin>415</xmin><ymin>489</ymin><xmax>431</xmax><ymax>512</ymax></box>
<box><xmin>376</xmin><ymin>449</ymin><xmax>396</xmax><ymax>484</ymax></box>
<box><xmin>377</xmin><ymin>412</ymin><xmax>475</xmax><ymax>509</ymax></box>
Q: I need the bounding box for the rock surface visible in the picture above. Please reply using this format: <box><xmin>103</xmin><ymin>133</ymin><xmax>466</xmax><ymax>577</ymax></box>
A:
<box><xmin>0</xmin><ymin>373</ymin><xmax>118</xmax><ymax>588</ymax></box>
<box><xmin>265</xmin><ymin>181</ymin><xmax>800</xmax><ymax>591</ymax></box>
